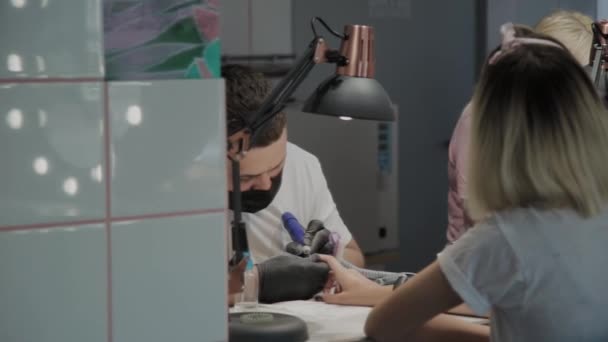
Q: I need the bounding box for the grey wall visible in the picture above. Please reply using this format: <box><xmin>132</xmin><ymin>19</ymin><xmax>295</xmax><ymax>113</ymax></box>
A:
<box><xmin>221</xmin><ymin>0</ymin><xmax>293</xmax><ymax>56</ymax></box>
<box><xmin>599</xmin><ymin>0</ymin><xmax>608</xmax><ymax>19</ymax></box>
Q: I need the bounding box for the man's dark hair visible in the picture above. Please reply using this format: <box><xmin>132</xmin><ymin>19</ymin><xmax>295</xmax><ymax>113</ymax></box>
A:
<box><xmin>222</xmin><ymin>64</ymin><xmax>287</xmax><ymax>148</ymax></box>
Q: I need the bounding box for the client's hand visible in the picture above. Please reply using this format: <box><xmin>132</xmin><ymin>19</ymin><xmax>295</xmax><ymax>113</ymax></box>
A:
<box><xmin>318</xmin><ymin>255</ymin><xmax>392</xmax><ymax>307</ymax></box>
<box><xmin>257</xmin><ymin>254</ymin><xmax>329</xmax><ymax>304</ymax></box>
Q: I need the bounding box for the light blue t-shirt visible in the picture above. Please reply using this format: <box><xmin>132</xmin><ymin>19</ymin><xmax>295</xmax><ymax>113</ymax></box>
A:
<box><xmin>438</xmin><ymin>207</ymin><xmax>608</xmax><ymax>342</ymax></box>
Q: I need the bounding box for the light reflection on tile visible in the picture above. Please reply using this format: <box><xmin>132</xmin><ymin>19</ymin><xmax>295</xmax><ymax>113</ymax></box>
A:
<box><xmin>0</xmin><ymin>82</ymin><xmax>105</xmax><ymax>227</ymax></box>
<box><xmin>109</xmin><ymin>79</ymin><xmax>226</xmax><ymax>217</ymax></box>
<box><xmin>0</xmin><ymin>0</ymin><xmax>103</xmax><ymax>78</ymax></box>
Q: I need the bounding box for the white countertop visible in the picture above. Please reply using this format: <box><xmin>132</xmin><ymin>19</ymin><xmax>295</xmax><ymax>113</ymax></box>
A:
<box><xmin>230</xmin><ymin>300</ymin><xmax>489</xmax><ymax>341</ymax></box>
<box><xmin>231</xmin><ymin>300</ymin><xmax>371</xmax><ymax>341</ymax></box>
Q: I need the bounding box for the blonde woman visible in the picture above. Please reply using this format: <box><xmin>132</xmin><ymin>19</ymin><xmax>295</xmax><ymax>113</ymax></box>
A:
<box><xmin>535</xmin><ymin>10</ymin><xmax>593</xmax><ymax>65</ymax></box>
<box><xmin>318</xmin><ymin>24</ymin><xmax>608</xmax><ymax>341</ymax></box>
<box><xmin>447</xmin><ymin>10</ymin><xmax>594</xmax><ymax>242</ymax></box>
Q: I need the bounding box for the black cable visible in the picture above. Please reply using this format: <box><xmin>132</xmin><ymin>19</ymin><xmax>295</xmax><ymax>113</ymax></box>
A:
<box><xmin>310</xmin><ymin>17</ymin><xmax>345</xmax><ymax>39</ymax></box>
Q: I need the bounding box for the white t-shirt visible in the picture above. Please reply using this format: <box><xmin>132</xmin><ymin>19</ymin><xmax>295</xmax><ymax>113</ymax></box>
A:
<box><xmin>438</xmin><ymin>207</ymin><xmax>608</xmax><ymax>342</ymax></box>
<box><xmin>234</xmin><ymin>142</ymin><xmax>352</xmax><ymax>264</ymax></box>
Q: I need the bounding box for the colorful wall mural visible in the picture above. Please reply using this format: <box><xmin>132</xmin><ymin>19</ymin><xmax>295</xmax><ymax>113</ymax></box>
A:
<box><xmin>103</xmin><ymin>0</ymin><xmax>220</xmax><ymax>80</ymax></box>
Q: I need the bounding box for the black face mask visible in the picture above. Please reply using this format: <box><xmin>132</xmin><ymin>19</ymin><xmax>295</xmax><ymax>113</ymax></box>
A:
<box><xmin>228</xmin><ymin>171</ymin><xmax>283</xmax><ymax>213</ymax></box>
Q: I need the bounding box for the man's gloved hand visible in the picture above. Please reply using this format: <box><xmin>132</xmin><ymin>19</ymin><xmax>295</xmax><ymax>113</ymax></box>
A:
<box><xmin>257</xmin><ymin>254</ymin><xmax>329</xmax><ymax>304</ymax></box>
<box><xmin>285</xmin><ymin>220</ymin><xmax>336</xmax><ymax>257</ymax></box>
<box><xmin>309</xmin><ymin>228</ymin><xmax>335</xmax><ymax>254</ymax></box>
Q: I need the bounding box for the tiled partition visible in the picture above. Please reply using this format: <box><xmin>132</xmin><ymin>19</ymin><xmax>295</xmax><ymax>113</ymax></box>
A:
<box><xmin>0</xmin><ymin>1</ymin><xmax>228</xmax><ymax>342</ymax></box>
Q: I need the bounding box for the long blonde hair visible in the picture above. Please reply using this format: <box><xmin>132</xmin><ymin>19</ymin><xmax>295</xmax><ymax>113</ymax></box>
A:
<box><xmin>467</xmin><ymin>30</ymin><xmax>608</xmax><ymax>221</ymax></box>
<box><xmin>535</xmin><ymin>10</ymin><xmax>593</xmax><ymax>65</ymax></box>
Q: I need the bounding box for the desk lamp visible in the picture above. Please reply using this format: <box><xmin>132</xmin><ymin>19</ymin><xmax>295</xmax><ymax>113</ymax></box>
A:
<box><xmin>227</xmin><ymin>17</ymin><xmax>394</xmax><ymax>342</ymax></box>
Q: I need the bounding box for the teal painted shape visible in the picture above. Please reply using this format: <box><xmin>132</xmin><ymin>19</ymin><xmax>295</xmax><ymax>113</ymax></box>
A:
<box><xmin>203</xmin><ymin>39</ymin><xmax>221</xmax><ymax>77</ymax></box>
<box><xmin>185</xmin><ymin>61</ymin><xmax>202</xmax><ymax>78</ymax></box>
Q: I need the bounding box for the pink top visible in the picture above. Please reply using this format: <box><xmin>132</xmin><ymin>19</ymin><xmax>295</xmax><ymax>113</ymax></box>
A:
<box><xmin>447</xmin><ymin>102</ymin><xmax>474</xmax><ymax>242</ymax></box>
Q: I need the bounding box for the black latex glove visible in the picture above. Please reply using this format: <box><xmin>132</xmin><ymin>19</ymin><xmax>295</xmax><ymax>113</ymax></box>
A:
<box><xmin>309</xmin><ymin>228</ymin><xmax>334</xmax><ymax>254</ymax></box>
<box><xmin>303</xmin><ymin>220</ymin><xmax>326</xmax><ymax>246</ymax></box>
<box><xmin>285</xmin><ymin>220</ymin><xmax>336</xmax><ymax>257</ymax></box>
<box><xmin>257</xmin><ymin>254</ymin><xmax>329</xmax><ymax>304</ymax></box>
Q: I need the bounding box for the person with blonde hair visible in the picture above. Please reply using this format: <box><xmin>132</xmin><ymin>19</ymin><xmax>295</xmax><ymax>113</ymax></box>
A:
<box><xmin>446</xmin><ymin>10</ymin><xmax>594</xmax><ymax>242</ymax></box>
<box><xmin>535</xmin><ymin>10</ymin><xmax>593</xmax><ymax>65</ymax></box>
<box><xmin>317</xmin><ymin>23</ymin><xmax>608</xmax><ymax>341</ymax></box>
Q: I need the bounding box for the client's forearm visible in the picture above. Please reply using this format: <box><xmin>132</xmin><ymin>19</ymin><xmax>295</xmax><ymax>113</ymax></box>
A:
<box><xmin>343</xmin><ymin>246</ymin><xmax>365</xmax><ymax>267</ymax></box>
<box><xmin>339</xmin><ymin>259</ymin><xmax>414</xmax><ymax>286</ymax></box>
<box><xmin>447</xmin><ymin>303</ymin><xmax>489</xmax><ymax>317</ymax></box>
<box><xmin>407</xmin><ymin>314</ymin><xmax>490</xmax><ymax>342</ymax></box>
<box><xmin>369</xmin><ymin>314</ymin><xmax>489</xmax><ymax>342</ymax></box>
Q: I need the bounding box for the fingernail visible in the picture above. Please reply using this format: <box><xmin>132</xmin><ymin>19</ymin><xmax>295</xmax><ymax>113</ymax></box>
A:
<box><xmin>310</xmin><ymin>254</ymin><xmax>319</xmax><ymax>262</ymax></box>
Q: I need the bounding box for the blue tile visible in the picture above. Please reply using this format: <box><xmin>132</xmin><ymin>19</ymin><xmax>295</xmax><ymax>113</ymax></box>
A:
<box><xmin>112</xmin><ymin>213</ymin><xmax>228</xmax><ymax>342</ymax></box>
<box><xmin>0</xmin><ymin>0</ymin><xmax>103</xmax><ymax>78</ymax></box>
<box><xmin>0</xmin><ymin>82</ymin><xmax>105</xmax><ymax>227</ymax></box>
<box><xmin>0</xmin><ymin>224</ymin><xmax>107</xmax><ymax>342</ymax></box>
<box><xmin>109</xmin><ymin>79</ymin><xmax>226</xmax><ymax>217</ymax></box>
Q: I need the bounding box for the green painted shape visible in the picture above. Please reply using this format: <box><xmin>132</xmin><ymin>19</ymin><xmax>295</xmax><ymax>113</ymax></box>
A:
<box><xmin>154</xmin><ymin>17</ymin><xmax>202</xmax><ymax>45</ymax></box>
<box><xmin>203</xmin><ymin>39</ymin><xmax>221</xmax><ymax>77</ymax></box>
<box><xmin>146</xmin><ymin>45</ymin><xmax>205</xmax><ymax>72</ymax></box>
<box><xmin>185</xmin><ymin>61</ymin><xmax>202</xmax><ymax>78</ymax></box>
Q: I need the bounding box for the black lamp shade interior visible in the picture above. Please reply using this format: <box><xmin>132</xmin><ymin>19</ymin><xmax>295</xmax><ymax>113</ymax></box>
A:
<box><xmin>302</xmin><ymin>74</ymin><xmax>394</xmax><ymax>121</ymax></box>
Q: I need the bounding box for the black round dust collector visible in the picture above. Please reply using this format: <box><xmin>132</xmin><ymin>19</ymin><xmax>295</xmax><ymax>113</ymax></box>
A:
<box><xmin>229</xmin><ymin>312</ymin><xmax>309</xmax><ymax>342</ymax></box>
